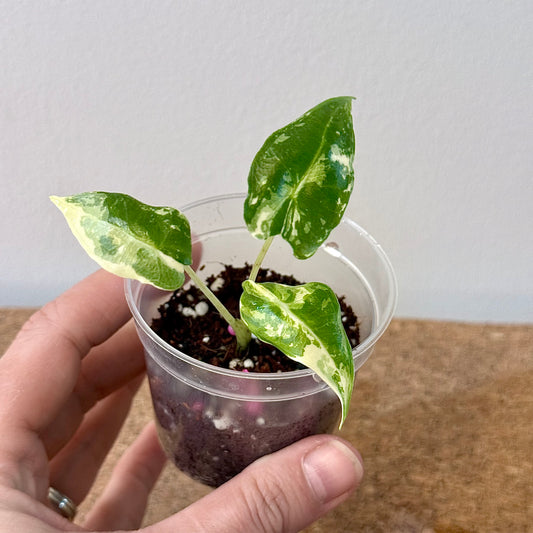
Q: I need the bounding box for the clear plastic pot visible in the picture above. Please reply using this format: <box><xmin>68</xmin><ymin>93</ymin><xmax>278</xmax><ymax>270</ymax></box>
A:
<box><xmin>125</xmin><ymin>193</ymin><xmax>397</xmax><ymax>487</ymax></box>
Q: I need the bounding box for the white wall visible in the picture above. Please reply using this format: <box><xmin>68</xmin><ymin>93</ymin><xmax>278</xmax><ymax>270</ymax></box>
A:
<box><xmin>1</xmin><ymin>1</ymin><xmax>532</xmax><ymax>323</ymax></box>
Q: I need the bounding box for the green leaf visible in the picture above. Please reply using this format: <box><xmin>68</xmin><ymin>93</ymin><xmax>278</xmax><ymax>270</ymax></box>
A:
<box><xmin>50</xmin><ymin>192</ymin><xmax>192</xmax><ymax>290</ymax></box>
<box><xmin>240</xmin><ymin>280</ymin><xmax>354</xmax><ymax>426</ymax></box>
<box><xmin>244</xmin><ymin>96</ymin><xmax>356</xmax><ymax>259</ymax></box>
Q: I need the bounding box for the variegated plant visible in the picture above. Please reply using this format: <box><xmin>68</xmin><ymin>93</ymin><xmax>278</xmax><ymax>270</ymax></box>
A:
<box><xmin>51</xmin><ymin>96</ymin><xmax>356</xmax><ymax>426</ymax></box>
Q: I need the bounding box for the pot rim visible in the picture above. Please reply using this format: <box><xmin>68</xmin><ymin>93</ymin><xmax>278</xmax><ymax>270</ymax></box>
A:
<box><xmin>125</xmin><ymin>192</ymin><xmax>398</xmax><ymax>381</ymax></box>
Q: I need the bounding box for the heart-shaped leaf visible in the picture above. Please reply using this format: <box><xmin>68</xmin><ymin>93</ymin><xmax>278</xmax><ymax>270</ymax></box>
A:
<box><xmin>51</xmin><ymin>192</ymin><xmax>192</xmax><ymax>290</ymax></box>
<box><xmin>240</xmin><ymin>280</ymin><xmax>354</xmax><ymax>426</ymax></box>
<box><xmin>244</xmin><ymin>96</ymin><xmax>355</xmax><ymax>259</ymax></box>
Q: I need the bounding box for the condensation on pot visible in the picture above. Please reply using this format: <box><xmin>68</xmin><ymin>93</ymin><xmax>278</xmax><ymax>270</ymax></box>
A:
<box><xmin>323</xmin><ymin>241</ymin><xmax>342</xmax><ymax>258</ymax></box>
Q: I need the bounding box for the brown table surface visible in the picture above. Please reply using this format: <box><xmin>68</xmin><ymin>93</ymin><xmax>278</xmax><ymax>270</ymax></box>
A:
<box><xmin>1</xmin><ymin>309</ymin><xmax>532</xmax><ymax>532</ymax></box>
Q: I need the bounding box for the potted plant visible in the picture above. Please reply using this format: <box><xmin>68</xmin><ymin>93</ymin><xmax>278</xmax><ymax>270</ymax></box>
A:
<box><xmin>51</xmin><ymin>97</ymin><xmax>397</xmax><ymax>487</ymax></box>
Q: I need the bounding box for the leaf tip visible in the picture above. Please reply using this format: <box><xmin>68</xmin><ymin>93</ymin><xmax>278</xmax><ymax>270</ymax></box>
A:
<box><xmin>50</xmin><ymin>194</ymin><xmax>72</xmax><ymax>210</ymax></box>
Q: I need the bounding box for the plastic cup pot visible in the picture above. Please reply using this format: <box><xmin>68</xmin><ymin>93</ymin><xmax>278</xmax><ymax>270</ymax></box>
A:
<box><xmin>125</xmin><ymin>194</ymin><xmax>397</xmax><ymax>487</ymax></box>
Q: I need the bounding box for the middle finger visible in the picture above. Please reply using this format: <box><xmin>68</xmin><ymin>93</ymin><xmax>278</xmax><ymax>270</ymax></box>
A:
<box><xmin>48</xmin><ymin>374</ymin><xmax>145</xmax><ymax>504</ymax></box>
<box><xmin>41</xmin><ymin>320</ymin><xmax>145</xmax><ymax>458</ymax></box>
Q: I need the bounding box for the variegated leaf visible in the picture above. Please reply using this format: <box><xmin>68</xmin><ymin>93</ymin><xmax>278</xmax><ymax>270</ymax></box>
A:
<box><xmin>240</xmin><ymin>280</ymin><xmax>354</xmax><ymax>426</ymax></box>
<box><xmin>51</xmin><ymin>192</ymin><xmax>192</xmax><ymax>290</ymax></box>
<box><xmin>244</xmin><ymin>96</ymin><xmax>355</xmax><ymax>259</ymax></box>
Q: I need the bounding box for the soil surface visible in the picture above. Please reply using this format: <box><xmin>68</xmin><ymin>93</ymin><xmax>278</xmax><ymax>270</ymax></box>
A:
<box><xmin>151</xmin><ymin>264</ymin><xmax>360</xmax><ymax>372</ymax></box>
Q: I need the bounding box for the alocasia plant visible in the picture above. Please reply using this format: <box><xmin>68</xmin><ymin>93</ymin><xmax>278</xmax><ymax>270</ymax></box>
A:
<box><xmin>51</xmin><ymin>96</ymin><xmax>356</xmax><ymax>426</ymax></box>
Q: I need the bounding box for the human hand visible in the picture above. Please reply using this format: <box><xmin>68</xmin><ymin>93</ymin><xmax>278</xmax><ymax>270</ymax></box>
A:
<box><xmin>0</xmin><ymin>270</ymin><xmax>363</xmax><ymax>532</ymax></box>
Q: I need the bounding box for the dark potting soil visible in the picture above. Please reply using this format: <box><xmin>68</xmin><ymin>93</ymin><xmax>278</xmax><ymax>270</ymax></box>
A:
<box><xmin>151</xmin><ymin>264</ymin><xmax>360</xmax><ymax>371</ymax></box>
<box><xmin>147</xmin><ymin>366</ymin><xmax>342</xmax><ymax>487</ymax></box>
<box><xmin>147</xmin><ymin>264</ymin><xmax>360</xmax><ymax>487</ymax></box>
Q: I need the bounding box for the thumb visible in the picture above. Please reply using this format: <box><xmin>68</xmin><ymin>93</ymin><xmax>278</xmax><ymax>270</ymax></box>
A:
<box><xmin>146</xmin><ymin>435</ymin><xmax>363</xmax><ymax>533</ymax></box>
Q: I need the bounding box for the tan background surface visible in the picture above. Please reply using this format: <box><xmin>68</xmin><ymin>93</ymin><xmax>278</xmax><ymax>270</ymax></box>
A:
<box><xmin>1</xmin><ymin>310</ymin><xmax>532</xmax><ymax>532</ymax></box>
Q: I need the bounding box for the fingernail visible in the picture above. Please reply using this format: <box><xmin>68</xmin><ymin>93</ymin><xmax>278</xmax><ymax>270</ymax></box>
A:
<box><xmin>302</xmin><ymin>440</ymin><xmax>364</xmax><ymax>503</ymax></box>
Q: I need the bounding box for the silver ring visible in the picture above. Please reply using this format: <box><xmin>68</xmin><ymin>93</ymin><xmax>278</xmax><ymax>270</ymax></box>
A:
<box><xmin>48</xmin><ymin>486</ymin><xmax>77</xmax><ymax>521</ymax></box>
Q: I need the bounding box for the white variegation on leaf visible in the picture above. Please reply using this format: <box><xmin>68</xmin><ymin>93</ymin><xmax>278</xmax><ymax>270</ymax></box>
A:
<box><xmin>240</xmin><ymin>280</ymin><xmax>354</xmax><ymax>427</ymax></box>
<box><xmin>244</xmin><ymin>96</ymin><xmax>356</xmax><ymax>260</ymax></box>
<box><xmin>52</xmin><ymin>96</ymin><xmax>360</xmax><ymax>423</ymax></box>
<box><xmin>51</xmin><ymin>192</ymin><xmax>192</xmax><ymax>290</ymax></box>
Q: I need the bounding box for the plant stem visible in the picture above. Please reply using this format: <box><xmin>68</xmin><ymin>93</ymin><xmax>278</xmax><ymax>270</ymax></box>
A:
<box><xmin>249</xmin><ymin>236</ymin><xmax>275</xmax><ymax>282</ymax></box>
<box><xmin>183</xmin><ymin>265</ymin><xmax>251</xmax><ymax>351</ymax></box>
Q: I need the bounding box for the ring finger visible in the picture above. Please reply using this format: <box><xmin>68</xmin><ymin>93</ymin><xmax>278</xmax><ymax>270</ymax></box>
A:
<box><xmin>82</xmin><ymin>422</ymin><xmax>166</xmax><ymax>531</ymax></box>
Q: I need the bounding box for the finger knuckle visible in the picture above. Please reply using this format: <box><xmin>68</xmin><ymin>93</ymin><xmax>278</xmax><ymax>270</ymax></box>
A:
<box><xmin>21</xmin><ymin>301</ymin><xmax>84</xmax><ymax>354</ymax></box>
<box><xmin>242</xmin><ymin>472</ymin><xmax>290</xmax><ymax>533</ymax></box>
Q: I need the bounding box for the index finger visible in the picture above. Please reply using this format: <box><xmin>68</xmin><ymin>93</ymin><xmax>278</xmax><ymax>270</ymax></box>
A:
<box><xmin>0</xmin><ymin>269</ymin><xmax>133</xmax><ymax>432</ymax></box>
